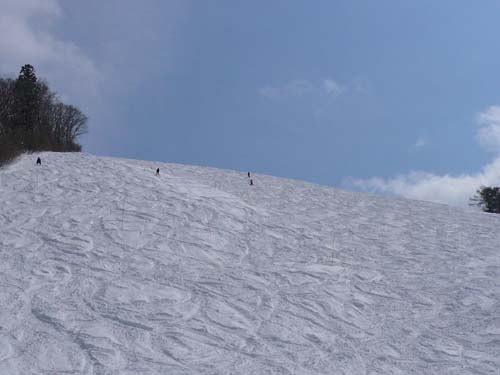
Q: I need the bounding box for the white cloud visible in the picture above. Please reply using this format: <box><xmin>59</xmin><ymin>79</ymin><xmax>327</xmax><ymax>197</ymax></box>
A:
<box><xmin>347</xmin><ymin>158</ymin><xmax>500</xmax><ymax>207</ymax></box>
<box><xmin>347</xmin><ymin>106</ymin><xmax>500</xmax><ymax>207</ymax></box>
<box><xmin>260</xmin><ymin>78</ymin><xmax>344</xmax><ymax>99</ymax></box>
<box><xmin>323</xmin><ymin>79</ymin><xmax>343</xmax><ymax>96</ymax></box>
<box><xmin>414</xmin><ymin>137</ymin><xmax>427</xmax><ymax>148</ymax></box>
<box><xmin>259</xmin><ymin>86</ymin><xmax>281</xmax><ymax>99</ymax></box>
<box><xmin>260</xmin><ymin>79</ymin><xmax>313</xmax><ymax>99</ymax></box>
<box><xmin>0</xmin><ymin>0</ymin><xmax>100</xmax><ymax>102</ymax></box>
<box><xmin>285</xmin><ymin>79</ymin><xmax>314</xmax><ymax>96</ymax></box>
<box><xmin>476</xmin><ymin>105</ymin><xmax>500</xmax><ymax>152</ymax></box>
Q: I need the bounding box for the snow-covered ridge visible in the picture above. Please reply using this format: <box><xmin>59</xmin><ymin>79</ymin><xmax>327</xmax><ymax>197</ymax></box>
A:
<box><xmin>1</xmin><ymin>152</ymin><xmax>499</xmax><ymax>374</ymax></box>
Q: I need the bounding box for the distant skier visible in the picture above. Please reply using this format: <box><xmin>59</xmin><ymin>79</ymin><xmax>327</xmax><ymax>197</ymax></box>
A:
<box><xmin>247</xmin><ymin>172</ymin><xmax>251</xmax><ymax>178</ymax></box>
<box><xmin>250</xmin><ymin>179</ymin><xmax>254</xmax><ymax>186</ymax></box>
<box><xmin>36</xmin><ymin>157</ymin><xmax>41</xmax><ymax>166</ymax></box>
<box><xmin>155</xmin><ymin>168</ymin><xmax>160</xmax><ymax>176</ymax></box>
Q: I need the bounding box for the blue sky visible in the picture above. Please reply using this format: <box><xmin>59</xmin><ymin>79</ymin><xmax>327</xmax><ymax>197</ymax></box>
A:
<box><xmin>2</xmin><ymin>0</ymin><xmax>500</xmax><ymax>206</ymax></box>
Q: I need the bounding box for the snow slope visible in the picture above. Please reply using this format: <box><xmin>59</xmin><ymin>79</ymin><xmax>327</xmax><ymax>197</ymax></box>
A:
<box><xmin>1</xmin><ymin>152</ymin><xmax>500</xmax><ymax>374</ymax></box>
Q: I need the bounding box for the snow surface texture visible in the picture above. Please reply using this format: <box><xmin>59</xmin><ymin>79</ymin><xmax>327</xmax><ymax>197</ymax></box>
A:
<box><xmin>1</xmin><ymin>153</ymin><xmax>500</xmax><ymax>374</ymax></box>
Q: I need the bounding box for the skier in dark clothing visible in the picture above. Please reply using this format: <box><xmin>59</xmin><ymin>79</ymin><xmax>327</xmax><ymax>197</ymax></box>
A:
<box><xmin>250</xmin><ymin>179</ymin><xmax>253</xmax><ymax>186</ymax></box>
<box><xmin>247</xmin><ymin>172</ymin><xmax>251</xmax><ymax>178</ymax></box>
<box><xmin>155</xmin><ymin>168</ymin><xmax>160</xmax><ymax>176</ymax></box>
<box><xmin>36</xmin><ymin>157</ymin><xmax>41</xmax><ymax>165</ymax></box>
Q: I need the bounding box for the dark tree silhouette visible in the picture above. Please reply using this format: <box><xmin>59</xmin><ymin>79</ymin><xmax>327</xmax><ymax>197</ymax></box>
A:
<box><xmin>0</xmin><ymin>64</ymin><xmax>88</xmax><ymax>165</ymax></box>
<box><xmin>18</xmin><ymin>64</ymin><xmax>37</xmax><ymax>83</ymax></box>
<box><xmin>471</xmin><ymin>186</ymin><xmax>500</xmax><ymax>214</ymax></box>
<box><xmin>13</xmin><ymin>65</ymin><xmax>40</xmax><ymax>135</ymax></box>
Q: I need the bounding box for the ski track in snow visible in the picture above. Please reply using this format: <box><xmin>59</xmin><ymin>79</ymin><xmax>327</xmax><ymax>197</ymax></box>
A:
<box><xmin>0</xmin><ymin>152</ymin><xmax>500</xmax><ymax>374</ymax></box>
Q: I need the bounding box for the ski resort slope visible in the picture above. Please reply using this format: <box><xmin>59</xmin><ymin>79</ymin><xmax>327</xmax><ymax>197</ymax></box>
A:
<box><xmin>1</xmin><ymin>152</ymin><xmax>500</xmax><ymax>375</ymax></box>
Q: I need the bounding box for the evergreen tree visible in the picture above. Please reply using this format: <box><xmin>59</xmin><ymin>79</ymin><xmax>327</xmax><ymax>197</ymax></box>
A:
<box><xmin>13</xmin><ymin>64</ymin><xmax>41</xmax><ymax>148</ymax></box>
<box><xmin>471</xmin><ymin>186</ymin><xmax>500</xmax><ymax>213</ymax></box>
<box><xmin>18</xmin><ymin>64</ymin><xmax>38</xmax><ymax>83</ymax></box>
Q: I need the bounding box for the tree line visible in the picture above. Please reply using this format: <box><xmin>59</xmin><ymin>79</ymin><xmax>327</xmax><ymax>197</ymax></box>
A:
<box><xmin>0</xmin><ymin>64</ymin><xmax>88</xmax><ymax>165</ymax></box>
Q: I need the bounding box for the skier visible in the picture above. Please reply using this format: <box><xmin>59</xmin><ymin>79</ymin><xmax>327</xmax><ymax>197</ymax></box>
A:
<box><xmin>155</xmin><ymin>168</ymin><xmax>160</xmax><ymax>176</ymax></box>
<box><xmin>250</xmin><ymin>179</ymin><xmax>254</xmax><ymax>186</ymax></box>
<box><xmin>247</xmin><ymin>172</ymin><xmax>251</xmax><ymax>178</ymax></box>
<box><xmin>36</xmin><ymin>157</ymin><xmax>41</xmax><ymax>166</ymax></box>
